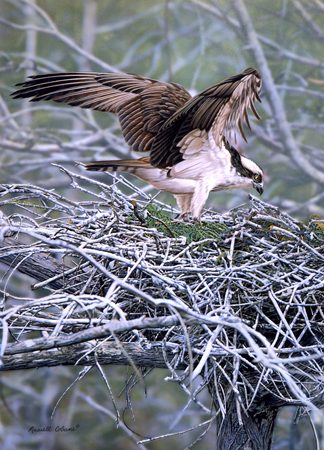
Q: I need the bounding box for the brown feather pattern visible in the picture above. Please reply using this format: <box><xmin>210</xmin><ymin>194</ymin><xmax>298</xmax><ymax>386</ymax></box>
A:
<box><xmin>83</xmin><ymin>156</ymin><xmax>152</xmax><ymax>172</ymax></box>
<box><xmin>12</xmin><ymin>68</ymin><xmax>261</xmax><ymax>168</ymax></box>
<box><xmin>150</xmin><ymin>68</ymin><xmax>261</xmax><ymax>167</ymax></box>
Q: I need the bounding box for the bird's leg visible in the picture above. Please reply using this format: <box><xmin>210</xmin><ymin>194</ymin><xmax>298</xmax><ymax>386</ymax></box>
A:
<box><xmin>174</xmin><ymin>194</ymin><xmax>192</xmax><ymax>222</ymax></box>
<box><xmin>190</xmin><ymin>177</ymin><xmax>213</xmax><ymax>225</ymax></box>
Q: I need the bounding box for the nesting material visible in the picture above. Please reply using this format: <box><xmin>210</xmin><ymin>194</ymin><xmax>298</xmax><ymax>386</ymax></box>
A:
<box><xmin>1</xmin><ymin>166</ymin><xmax>324</xmax><ymax>417</ymax></box>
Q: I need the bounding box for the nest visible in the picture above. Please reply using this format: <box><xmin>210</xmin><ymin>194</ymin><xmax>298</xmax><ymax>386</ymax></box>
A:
<box><xmin>1</xmin><ymin>165</ymin><xmax>324</xmax><ymax>421</ymax></box>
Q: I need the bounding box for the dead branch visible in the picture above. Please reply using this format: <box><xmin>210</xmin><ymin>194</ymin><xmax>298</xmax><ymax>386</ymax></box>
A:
<box><xmin>0</xmin><ymin>341</ymin><xmax>186</xmax><ymax>371</ymax></box>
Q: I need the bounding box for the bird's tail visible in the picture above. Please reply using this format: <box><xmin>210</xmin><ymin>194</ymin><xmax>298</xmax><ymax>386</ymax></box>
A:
<box><xmin>80</xmin><ymin>156</ymin><xmax>153</xmax><ymax>174</ymax></box>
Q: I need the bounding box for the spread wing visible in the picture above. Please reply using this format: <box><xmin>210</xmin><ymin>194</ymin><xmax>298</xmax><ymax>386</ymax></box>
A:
<box><xmin>12</xmin><ymin>68</ymin><xmax>261</xmax><ymax>169</ymax></box>
<box><xmin>11</xmin><ymin>72</ymin><xmax>191</xmax><ymax>153</ymax></box>
<box><xmin>150</xmin><ymin>68</ymin><xmax>262</xmax><ymax>168</ymax></box>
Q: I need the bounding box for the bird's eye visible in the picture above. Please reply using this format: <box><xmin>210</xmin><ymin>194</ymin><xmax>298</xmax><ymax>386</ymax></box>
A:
<box><xmin>253</xmin><ymin>173</ymin><xmax>262</xmax><ymax>183</ymax></box>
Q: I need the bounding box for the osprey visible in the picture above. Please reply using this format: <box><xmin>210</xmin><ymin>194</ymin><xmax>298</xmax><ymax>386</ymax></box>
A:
<box><xmin>12</xmin><ymin>68</ymin><xmax>263</xmax><ymax>223</ymax></box>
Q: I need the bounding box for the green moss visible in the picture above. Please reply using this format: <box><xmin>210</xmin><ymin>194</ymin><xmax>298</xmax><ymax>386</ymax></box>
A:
<box><xmin>128</xmin><ymin>203</ymin><xmax>228</xmax><ymax>244</ymax></box>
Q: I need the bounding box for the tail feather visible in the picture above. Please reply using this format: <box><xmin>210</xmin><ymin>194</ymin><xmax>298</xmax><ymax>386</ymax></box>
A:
<box><xmin>82</xmin><ymin>156</ymin><xmax>152</xmax><ymax>173</ymax></box>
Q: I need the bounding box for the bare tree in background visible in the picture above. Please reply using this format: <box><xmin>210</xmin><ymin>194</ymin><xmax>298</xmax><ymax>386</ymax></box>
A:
<box><xmin>1</xmin><ymin>1</ymin><xmax>324</xmax><ymax>449</ymax></box>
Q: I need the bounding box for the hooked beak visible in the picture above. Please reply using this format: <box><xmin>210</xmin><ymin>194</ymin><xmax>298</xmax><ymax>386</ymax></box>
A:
<box><xmin>253</xmin><ymin>183</ymin><xmax>263</xmax><ymax>196</ymax></box>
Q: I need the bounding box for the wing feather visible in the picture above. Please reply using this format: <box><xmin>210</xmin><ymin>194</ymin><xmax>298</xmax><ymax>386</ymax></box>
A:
<box><xmin>12</xmin><ymin>68</ymin><xmax>261</xmax><ymax>171</ymax></box>
<box><xmin>12</xmin><ymin>72</ymin><xmax>156</xmax><ymax>112</ymax></box>
<box><xmin>12</xmin><ymin>72</ymin><xmax>191</xmax><ymax>153</ymax></box>
<box><xmin>150</xmin><ymin>68</ymin><xmax>261</xmax><ymax>168</ymax></box>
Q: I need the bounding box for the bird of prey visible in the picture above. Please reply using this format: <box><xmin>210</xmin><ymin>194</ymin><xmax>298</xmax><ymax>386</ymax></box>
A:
<box><xmin>12</xmin><ymin>68</ymin><xmax>263</xmax><ymax>224</ymax></box>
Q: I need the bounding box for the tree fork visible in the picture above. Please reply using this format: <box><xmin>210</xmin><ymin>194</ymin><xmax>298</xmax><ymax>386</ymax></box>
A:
<box><xmin>212</xmin><ymin>390</ymin><xmax>281</xmax><ymax>450</ymax></box>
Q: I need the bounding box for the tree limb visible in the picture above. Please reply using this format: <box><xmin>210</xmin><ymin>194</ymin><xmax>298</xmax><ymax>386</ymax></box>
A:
<box><xmin>0</xmin><ymin>237</ymin><xmax>87</xmax><ymax>293</ymax></box>
<box><xmin>0</xmin><ymin>341</ymin><xmax>186</xmax><ymax>371</ymax></box>
<box><xmin>231</xmin><ymin>0</ymin><xmax>324</xmax><ymax>184</ymax></box>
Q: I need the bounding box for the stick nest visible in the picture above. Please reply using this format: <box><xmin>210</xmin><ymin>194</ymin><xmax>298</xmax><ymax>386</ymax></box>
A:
<box><xmin>1</xmin><ymin>165</ymin><xmax>324</xmax><ymax>418</ymax></box>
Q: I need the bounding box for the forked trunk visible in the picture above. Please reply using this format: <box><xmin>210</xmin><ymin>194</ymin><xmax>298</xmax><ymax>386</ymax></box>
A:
<box><xmin>212</xmin><ymin>391</ymin><xmax>280</xmax><ymax>450</ymax></box>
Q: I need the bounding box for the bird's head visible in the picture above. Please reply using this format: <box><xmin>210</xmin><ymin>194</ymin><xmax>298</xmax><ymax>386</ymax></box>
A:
<box><xmin>223</xmin><ymin>138</ymin><xmax>263</xmax><ymax>195</ymax></box>
<box><xmin>240</xmin><ymin>156</ymin><xmax>264</xmax><ymax>195</ymax></box>
<box><xmin>251</xmin><ymin>171</ymin><xmax>263</xmax><ymax>195</ymax></box>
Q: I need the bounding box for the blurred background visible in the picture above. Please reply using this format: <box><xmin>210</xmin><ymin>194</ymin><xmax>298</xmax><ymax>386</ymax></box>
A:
<box><xmin>1</xmin><ymin>0</ymin><xmax>324</xmax><ymax>448</ymax></box>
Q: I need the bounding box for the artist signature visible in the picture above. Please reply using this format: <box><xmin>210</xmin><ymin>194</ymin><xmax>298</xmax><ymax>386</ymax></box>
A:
<box><xmin>28</xmin><ymin>425</ymin><xmax>80</xmax><ymax>434</ymax></box>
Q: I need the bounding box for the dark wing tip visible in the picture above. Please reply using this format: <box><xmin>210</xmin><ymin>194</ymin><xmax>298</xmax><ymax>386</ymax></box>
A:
<box><xmin>243</xmin><ymin>67</ymin><xmax>261</xmax><ymax>79</ymax></box>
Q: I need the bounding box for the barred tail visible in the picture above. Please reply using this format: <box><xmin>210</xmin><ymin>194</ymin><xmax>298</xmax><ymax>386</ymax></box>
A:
<box><xmin>81</xmin><ymin>156</ymin><xmax>153</xmax><ymax>174</ymax></box>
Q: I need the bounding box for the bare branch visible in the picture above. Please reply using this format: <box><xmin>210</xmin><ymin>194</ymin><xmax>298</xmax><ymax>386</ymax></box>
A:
<box><xmin>0</xmin><ymin>341</ymin><xmax>186</xmax><ymax>371</ymax></box>
<box><xmin>0</xmin><ymin>0</ymin><xmax>119</xmax><ymax>72</ymax></box>
<box><xmin>231</xmin><ymin>0</ymin><xmax>324</xmax><ymax>184</ymax></box>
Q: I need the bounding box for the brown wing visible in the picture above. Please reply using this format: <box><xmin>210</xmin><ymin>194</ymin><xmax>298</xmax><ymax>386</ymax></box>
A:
<box><xmin>11</xmin><ymin>72</ymin><xmax>192</xmax><ymax>153</ymax></box>
<box><xmin>116</xmin><ymin>82</ymin><xmax>191</xmax><ymax>152</ymax></box>
<box><xmin>150</xmin><ymin>68</ymin><xmax>262</xmax><ymax>168</ymax></box>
